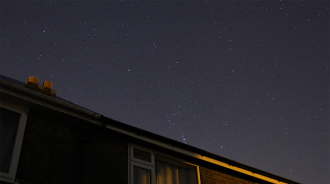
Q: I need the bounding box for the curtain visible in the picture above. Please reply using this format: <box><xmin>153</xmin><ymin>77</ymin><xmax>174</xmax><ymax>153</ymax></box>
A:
<box><xmin>133</xmin><ymin>166</ymin><xmax>151</xmax><ymax>184</ymax></box>
<box><xmin>156</xmin><ymin>160</ymin><xmax>190</xmax><ymax>184</ymax></box>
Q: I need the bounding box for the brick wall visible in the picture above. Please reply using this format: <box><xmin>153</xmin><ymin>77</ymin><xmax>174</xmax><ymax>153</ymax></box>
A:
<box><xmin>200</xmin><ymin>166</ymin><xmax>268</xmax><ymax>184</ymax></box>
<box><xmin>13</xmin><ymin>108</ymin><xmax>272</xmax><ymax>184</ymax></box>
<box><xmin>16</xmin><ymin>109</ymin><xmax>128</xmax><ymax>184</ymax></box>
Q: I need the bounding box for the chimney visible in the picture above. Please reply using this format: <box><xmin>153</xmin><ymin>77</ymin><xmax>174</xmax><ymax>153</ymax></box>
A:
<box><xmin>24</xmin><ymin>76</ymin><xmax>57</xmax><ymax>97</ymax></box>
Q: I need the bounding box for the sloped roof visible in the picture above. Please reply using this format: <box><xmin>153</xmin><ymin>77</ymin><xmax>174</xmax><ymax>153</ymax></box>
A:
<box><xmin>0</xmin><ymin>75</ymin><xmax>300</xmax><ymax>184</ymax></box>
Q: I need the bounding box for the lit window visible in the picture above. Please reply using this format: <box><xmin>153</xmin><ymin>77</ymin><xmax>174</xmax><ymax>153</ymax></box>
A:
<box><xmin>129</xmin><ymin>144</ymin><xmax>199</xmax><ymax>184</ymax></box>
<box><xmin>0</xmin><ymin>102</ymin><xmax>28</xmax><ymax>182</ymax></box>
<box><xmin>155</xmin><ymin>155</ymin><xmax>198</xmax><ymax>184</ymax></box>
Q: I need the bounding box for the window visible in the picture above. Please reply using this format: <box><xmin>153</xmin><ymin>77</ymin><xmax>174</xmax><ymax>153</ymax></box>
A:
<box><xmin>0</xmin><ymin>102</ymin><xmax>28</xmax><ymax>182</ymax></box>
<box><xmin>129</xmin><ymin>144</ymin><xmax>200</xmax><ymax>184</ymax></box>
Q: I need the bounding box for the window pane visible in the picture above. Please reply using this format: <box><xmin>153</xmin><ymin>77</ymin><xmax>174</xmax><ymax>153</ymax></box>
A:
<box><xmin>134</xmin><ymin>148</ymin><xmax>151</xmax><ymax>162</ymax></box>
<box><xmin>0</xmin><ymin>107</ymin><xmax>20</xmax><ymax>173</ymax></box>
<box><xmin>156</xmin><ymin>160</ymin><xmax>196</xmax><ymax>184</ymax></box>
<box><xmin>133</xmin><ymin>166</ymin><xmax>151</xmax><ymax>184</ymax></box>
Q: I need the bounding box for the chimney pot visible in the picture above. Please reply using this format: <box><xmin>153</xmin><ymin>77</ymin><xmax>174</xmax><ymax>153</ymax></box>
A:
<box><xmin>43</xmin><ymin>81</ymin><xmax>52</xmax><ymax>89</ymax></box>
<box><xmin>25</xmin><ymin>76</ymin><xmax>57</xmax><ymax>98</ymax></box>
<box><xmin>29</xmin><ymin>76</ymin><xmax>39</xmax><ymax>84</ymax></box>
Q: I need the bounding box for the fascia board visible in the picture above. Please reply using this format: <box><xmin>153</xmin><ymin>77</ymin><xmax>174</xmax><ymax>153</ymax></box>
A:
<box><xmin>0</xmin><ymin>80</ymin><xmax>100</xmax><ymax>123</ymax></box>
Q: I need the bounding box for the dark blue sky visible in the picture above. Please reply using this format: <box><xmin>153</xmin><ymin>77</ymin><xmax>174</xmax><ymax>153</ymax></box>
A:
<box><xmin>1</xmin><ymin>1</ymin><xmax>329</xmax><ymax>183</ymax></box>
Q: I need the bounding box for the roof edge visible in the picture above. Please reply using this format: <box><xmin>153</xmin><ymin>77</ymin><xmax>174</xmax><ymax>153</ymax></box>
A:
<box><xmin>99</xmin><ymin>115</ymin><xmax>300</xmax><ymax>184</ymax></box>
<box><xmin>0</xmin><ymin>77</ymin><xmax>101</xmax><ymax>120</ymax></box>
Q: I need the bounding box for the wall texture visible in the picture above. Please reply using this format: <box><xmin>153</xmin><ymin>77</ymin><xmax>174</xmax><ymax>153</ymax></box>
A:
<box><xmin>16</xmin><ymin>109</ymin><xmax>128</xmax><ymax>184</ymax></box>
<box><xmin>200</xmin><ymin>166</ymin><xmax>268</xmax><ymax>184</ymax></box>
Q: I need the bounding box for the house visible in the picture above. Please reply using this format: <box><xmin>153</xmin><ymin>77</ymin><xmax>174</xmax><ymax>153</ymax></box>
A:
<box><xmin>0</xmin><ymin>75</ymin><xmax>300</xmax><ymax>184</ymax></box>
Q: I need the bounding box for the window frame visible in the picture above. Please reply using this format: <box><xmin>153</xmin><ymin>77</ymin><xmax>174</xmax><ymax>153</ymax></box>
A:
<box><xmin>130</xmin><ymin>161</ymin><xmax>155</xmax><ymax>184</ymax></box>
<box><xmin>0</xmin><ymin>101</ymin><xmax>28</xmax><ymax>182</ymax></box>
<box><xmin>128</xmin><ymin>143</ymin><xmax>201</xmax><ymax>184</ymax></box>
<box><xmin>130</xmin><ymin>144</ymin><xmax>155</xmax><ymax>167</ymax></box>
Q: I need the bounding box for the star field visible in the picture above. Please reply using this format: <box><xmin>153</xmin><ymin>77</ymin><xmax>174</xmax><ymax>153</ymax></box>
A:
<box><xmin>1</xmin><ymin>1</ymin><xmax>329</xmax><ymax>183</ymax></box>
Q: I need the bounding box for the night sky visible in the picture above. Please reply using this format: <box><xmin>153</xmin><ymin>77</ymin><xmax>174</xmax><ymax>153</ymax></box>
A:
<box><xmin>1</xmin><ymin>1</ymin><xmax>329</xmax><ymax>183</ymax></box>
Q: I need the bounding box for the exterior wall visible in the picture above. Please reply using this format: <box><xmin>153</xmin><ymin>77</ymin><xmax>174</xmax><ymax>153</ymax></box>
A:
<box><xmin>200</xmin><ymin>166</ymin><xmax>268</xmax><ymax>184</ymax></box>
<box><xmin>8</xmin><ymin>108</ymin><xmax>272</xmax><ymax>184</ymax></box>
<box><xmin>200</xmin><ymin>166</ymin><xmax>254</xmax><ymax>184</ymax></box>
<box><xmin>15</xmin><ymin>109</ymin><xmax>128</xmax><ymax>184</ymax></box>
<box><xmin>129</xmin><ymin>140</ymin><xmax>270</xmax><ymax>184</ymax></box>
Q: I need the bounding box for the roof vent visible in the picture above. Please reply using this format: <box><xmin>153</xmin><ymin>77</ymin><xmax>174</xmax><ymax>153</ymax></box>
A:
<box><xmin>24</xmin><ymin>76</ymin><xmax>57</xmax><ymax>97</ymax></box>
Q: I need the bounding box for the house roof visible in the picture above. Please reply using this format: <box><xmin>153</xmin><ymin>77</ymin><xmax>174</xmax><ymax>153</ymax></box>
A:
<box><xmin>0</xmin><ymin>75</ymin><xmax>300</xmax><ymax>184</ymax></box>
